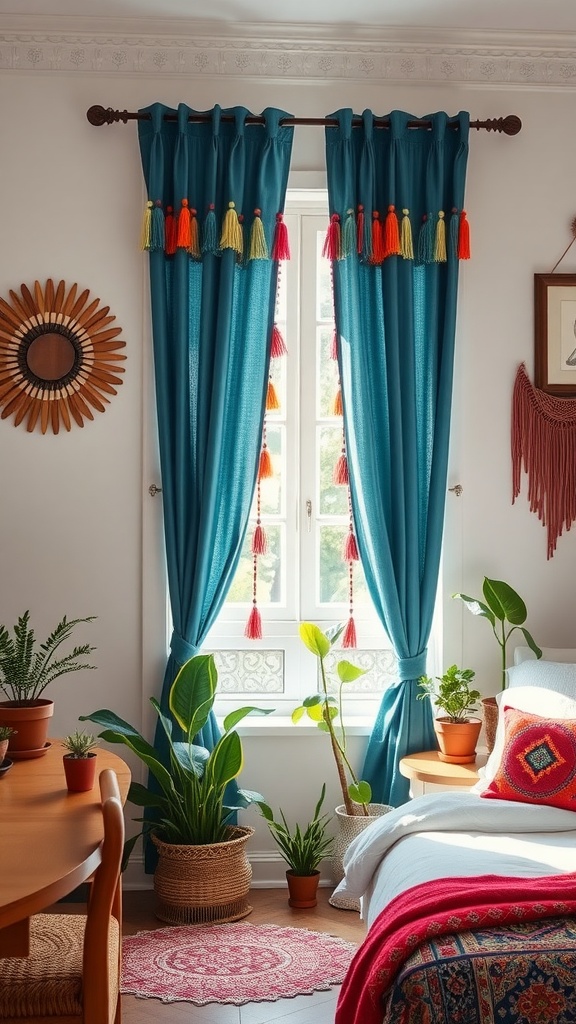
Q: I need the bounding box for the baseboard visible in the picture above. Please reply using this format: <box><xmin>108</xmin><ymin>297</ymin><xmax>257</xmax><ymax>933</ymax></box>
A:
<box><xmin>122</xmin><ymin>850</ymin><xmax>335</xmax><ymax>891</ymax></box>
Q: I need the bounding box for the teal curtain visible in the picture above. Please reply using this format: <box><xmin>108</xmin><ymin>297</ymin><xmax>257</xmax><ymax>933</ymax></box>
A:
<box><xmin>325</xmin><ymin>109</ymin><xmax>469</xmax><ymax>806</ymax></box>
<box><xmin>138</xmin><ymin>103</ymin><xmax>293</xmax><ymax>865</ymax></box>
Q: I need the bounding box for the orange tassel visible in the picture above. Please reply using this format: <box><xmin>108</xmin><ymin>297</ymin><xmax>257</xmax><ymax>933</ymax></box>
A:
<box><xmin>270</xmin><ymin>324</ymin><xmax>287</xmax><ymax>358</ymax></box>
<box><xmin>383</xmin><ymin>205</ymin><xmax>401</xmax><ymax>257</ymax></box>
<box><xmin>251</xmin><ymin>522</ymin><xmax>267</xmax><ymax>555</ymax></box>
<box><xmin>342</xmin><ymin>616</ymin><xmax>357</xmax><ymax>649</ymax></box>
<box><xmin>344</xmin><ymin>531</ymin><xmax>359</xmax><ymax>561</ymax></box>
<box><xmin>266</xmin><ymin>379</ymin><xmax>280</xmax><ymax>411</ymax></box>
<box><xmin>177</xmin><ymin>199</ymin><xmax>191</xmax><ymax>249</ymax></box>
<box><xmin>458</xmin><ymin>210</ymin><xmax>471</xmax><ymax>259</ymax></box>
<box><xmin>371</xmin><ymin>211</ymin><xmax>385</xmax><ymax>264</ymax></box>
<box><xmin>333</xmin><ymin>387</ymin><xmax>343</xmax><ymax>416</ymax></box>
<box><xmin>188</xmin><ymin>208</ymin><xmax>201</xmax><ymax>259</ymax></box>
<box><xmin>322</xmin><ymin>214</ymin><xmax>341</xmax><ymax>260</ymax></box>
<box><xmin>259</xmin><ymin>446</ymin><xmax>273</xmax><ymax>480</ymax></box>
<box><xmin>245</xmin><ymin>604</ymin><xmax>263</xmax><ymax>640</ymax></box>
<box><xmin>333</xmin><ymin>453</ymin><xmax>349</xmax><ymax>485</ymax></box>
<box><xmin>165</xmin><ymin>206</ymin><xmax>177</xmax><ymax>255</ymax></box>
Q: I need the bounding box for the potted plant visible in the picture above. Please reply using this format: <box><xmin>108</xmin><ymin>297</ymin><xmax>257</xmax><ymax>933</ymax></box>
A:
<box><xmin>62</xmin><ymin>730</ymin><xmax>99</xmax><ymax>792</ymax></box>
<box><xmin>293</xmin><ymin>622</ymin><xmax>392</xmax><ymax>910</ymax></box>
<box><xmin>80</xmin><ymin>653</ymin><xmax>272</xmax><ymax>925</ymax></box>
<box><xmin>417</xmin><ymin>665</ymin><xmax>482</xmax><ymax>763</ymax></box>
<box><xmin>0</xmin><ymin>725</ymin><xmax>15</xmax><ymax>768</ymax></box>
<box><xmin>0</xmin><ymin>610</ymin><xmax>96</xmax><ymax>759</ymax></box>
<box><xmin>453</xmin><ymin>577</ymin><xmax>542</xmax><ymax>751</ymax></box>
<box><xmin>257</xmin><ymin>783</ymin><xmax>335</xmax><ymax>908</ymax></box>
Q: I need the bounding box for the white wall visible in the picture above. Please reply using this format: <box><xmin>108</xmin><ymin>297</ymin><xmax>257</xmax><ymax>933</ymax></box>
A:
<box><xmin>1</xmin><ymin>44</ymin><xmax>575</xmax><ymax>885</ymax></box>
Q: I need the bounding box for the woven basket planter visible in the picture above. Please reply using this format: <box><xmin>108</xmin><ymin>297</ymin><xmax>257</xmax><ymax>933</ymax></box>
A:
<box><xmin>329</xmin><ymin>803</ymin><xmax>393</xmax><ymax>912</ymax></box>
<box><xmin>152</xmin><ymin>825</ymin><xmax>254</xmax><ymax>925</ymax></box>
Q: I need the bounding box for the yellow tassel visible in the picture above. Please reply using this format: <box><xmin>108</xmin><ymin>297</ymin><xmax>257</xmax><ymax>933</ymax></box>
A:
<box><xmin>434</xmin><ymin>210</ymin><xmax>447</xmax><ymax>262</ymax></box>
<box><xmin>249</xmin><ymin>209</ymin><xmax>269</xmax><ymax>260</ymax></box>
<box><xmin>400</xmin><ymin>208</ymin><xmax>414</xmax><ymax>260</ymax></box>
<box><xmin>220</xmin><ymin>201</ymin><xmax>243</xmax><ymax>256</ymax></box>
<box><xmin>266</xmin><ymin>379</ymin><xmax>280</xmax><ymax>411</ymax></box>
<box><xmin>140</xmin><ymin>200</ymin><xmax>153</xmax><ymax>251</ymax></box>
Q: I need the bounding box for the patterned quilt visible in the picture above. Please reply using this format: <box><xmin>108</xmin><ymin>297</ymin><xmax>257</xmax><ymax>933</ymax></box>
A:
<box><xmin>384</xmin><ymin>916</ymin><xmax>576</xmax><ymax>1024</ymax></box>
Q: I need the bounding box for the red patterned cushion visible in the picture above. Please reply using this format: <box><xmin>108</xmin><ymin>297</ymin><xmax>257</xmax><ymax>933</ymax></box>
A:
<box><xmin>481</xmin><ymin>706</ymin><xmax>576</xmax><ymax>810</ymax></box>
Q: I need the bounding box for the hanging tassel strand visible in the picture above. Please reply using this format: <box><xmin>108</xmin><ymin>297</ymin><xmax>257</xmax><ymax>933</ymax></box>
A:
<box><xmin>323</xmin><ymin>213</ymin><xmax>341</xmax><ymax>260</ymax></box>
<box><xmin>140</xmin><ymin>200</ymin><xmax>153</xmax><ymax>251</ymax></box>
<box><xmin>188</xmin><ymin>208</ymin><xmax>201</xmax><ymax>259</ymax></box>
<box><xmin>458</xmin><ymin>210</ymin><xmax>471</xmax><ymax>260</ymax></box>
<box><xmin>202</xmin><ymin>203</ymin><xmax>218</xmax><ymax>255</ymax></box>
<box><xmin>333</xmin><ymin>445</ymin><xmax>349</xmax><ymax>485</ymax></box>
<box><xmin>272</xmin><ymin>212</ymin><xmax>290</xmax><ymax>260</ymax></box>
<box><xmin>383</xmin><ymin>205</ymin><xmax>401</xmax><ymax>258</ymax></box>
<box><xmin>151</xmin><ymin>200</ymin><xmax>165</xmax><ymax>251</ymax></box>
<box><xmin>249</xmin><ymin>208</ymin><xmax>269</xmax><ymax>260</ymax></box>
<box><xmin>434</xmin><ymin>210</ymin><xmax>447</xmax><ymax>262</ymax></box>
<box><xmin>400</xmin><ymin>209</ymin><xmax>414</xmax><ymax>260</ymax></box>
<box><xmin>165</xmin><ymin>206</ymin><xmax>177</xmax><ymax>255</ymax></box>
<box><xmin>177</xmin><ymin>199</ymin><xmax>192</xmax><ymax>249</ymax></box>
<box><xmin>266</xmin><ymin>377</ymin><xmax>280</xmax><ymax>411</ymax></box>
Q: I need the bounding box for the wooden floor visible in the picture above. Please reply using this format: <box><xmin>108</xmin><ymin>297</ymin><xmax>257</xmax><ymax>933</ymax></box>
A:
<box><xmin>120</xmin><ymin>887</ymin><xmax>366</xmax><ymax>1024</ymax></box>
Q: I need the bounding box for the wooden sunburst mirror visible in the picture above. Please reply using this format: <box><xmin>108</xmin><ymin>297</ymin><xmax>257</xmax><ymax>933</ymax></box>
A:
<box><xmin>0</xmin><ymin>279</ymin><xmax>126</xmax><ymax>434</ymax></box>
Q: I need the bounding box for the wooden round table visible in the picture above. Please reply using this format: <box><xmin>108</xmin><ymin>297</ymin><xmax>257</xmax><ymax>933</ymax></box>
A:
<box><xmin>399</xmin><ymin>749</ymin><xmax>487</xmax><ymax>789</ymax></box>
<box><xmin>0</xmin><ymin>740</ymin><xmax>130</xmax><ymax>953</ymax></box>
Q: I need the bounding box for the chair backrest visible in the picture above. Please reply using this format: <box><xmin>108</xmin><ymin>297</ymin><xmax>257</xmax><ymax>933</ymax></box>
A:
<box><xmin>82</xmin><ymin>768</ymin><xmax>124</xmax><ymax>1024</ymax></box>
<box><xmin>514</xmin><ymin>646</ymin><xmax>576</xmax><ymax>664</ymax></box>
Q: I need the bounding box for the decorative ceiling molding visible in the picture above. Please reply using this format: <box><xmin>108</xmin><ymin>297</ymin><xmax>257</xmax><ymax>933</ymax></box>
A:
<box><xmin>1</xmin><ymin>19</ymin><xmax>576</xmax><ymax>86</ymax></box>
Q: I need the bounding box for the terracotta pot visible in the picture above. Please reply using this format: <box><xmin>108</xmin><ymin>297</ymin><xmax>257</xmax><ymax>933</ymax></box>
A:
<box><xmin>286</xmin><ymin>869</ymin><xmax>320</xmax><ymax>909</ymax></box>
<box><xmin>152</xmin><ymin>825</ymin><xmax>254</xmax><ymax>925</ymax></box>
<box><xmin>63</xmin><ymin>752</ymin><xmax>97</xmax><ymax>792</ymax></box>
<box><xmin>434</xmin><ymin>716</ymin><xmax>482</xmax><ymax>764</ymax></box>
<box><xmin>0</xmin><ymin>699</ymin><xmax>54</xmax><ymax>758</ymax></box>
<box><xmin>481</xmin><ymin>696</ymin><xmax>499</xmax><ymax>754</ymax></box>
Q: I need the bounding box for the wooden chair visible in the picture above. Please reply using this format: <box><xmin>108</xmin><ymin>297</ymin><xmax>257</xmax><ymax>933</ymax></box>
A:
<box><xmin>0</xmin><ymin>768</ymin><xmax>124</xmax><ymax>1024</ymax></box>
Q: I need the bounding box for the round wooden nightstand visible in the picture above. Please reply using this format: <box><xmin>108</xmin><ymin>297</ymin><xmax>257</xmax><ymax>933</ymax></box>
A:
<box><xmin>399</xmin><ymin>749</ymin><xmax>488</xmax><ymax>792</ymax></box>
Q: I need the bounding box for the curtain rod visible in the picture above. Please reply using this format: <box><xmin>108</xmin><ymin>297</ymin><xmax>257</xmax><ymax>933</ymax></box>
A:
<box><xmin>86</xmin><ymin>105</ymin><xmax>522</xmax><ymax>135</ymax></box>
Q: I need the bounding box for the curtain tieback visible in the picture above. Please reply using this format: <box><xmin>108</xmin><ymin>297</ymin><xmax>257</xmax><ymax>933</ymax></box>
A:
<box><xmin>397</xmin><ymin>651</ymin><xmax>427</xmax><ymax>681</ymax></box>
<box><xmin>170</xmin><ymin>632</ymin><xmax>198</xmax><ymax>666</ymax></box>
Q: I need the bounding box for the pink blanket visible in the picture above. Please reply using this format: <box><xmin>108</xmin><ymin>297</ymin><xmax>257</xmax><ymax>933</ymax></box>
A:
<box><xmin>335</xmin><ymin>871</ymin><xmax>576</xmax><ymax>1024</ymax></box>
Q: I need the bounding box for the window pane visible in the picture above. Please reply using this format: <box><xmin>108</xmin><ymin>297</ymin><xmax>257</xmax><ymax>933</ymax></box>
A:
<box><xmin>259</xmin><ymin>423</ymin><xmax>283</xmax><ymax>516</ymax></box>
<box><xmin>227</xmin><ymin>524</ymin><xmax>283</xmax><ymax>604</ymax></box>
<box><xmin>316</xmin><ymin>231</ymin><xmax>333</xmax><ymax>320</ymax></box>
<box><xmin>319</xmin><ymin>425</ymin><xmax>348</xmax><ymax>515</ymax></box>
<box><xmin>317</xmin><ymin>326</ymin><xmax>339</xmax><ymax>418</ymax></box>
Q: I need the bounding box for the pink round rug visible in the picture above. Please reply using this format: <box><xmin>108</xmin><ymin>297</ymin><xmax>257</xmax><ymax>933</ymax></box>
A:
<box><xmin>121</xmin><ymin>921</ymin><xmax>358</xmax><ymax>1005</ymax></box>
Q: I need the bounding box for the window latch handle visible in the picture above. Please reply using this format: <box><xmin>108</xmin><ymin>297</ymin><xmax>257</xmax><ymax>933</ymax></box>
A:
<box><xmin>306</xmin><ymin>498</ymin><xmax>312</xmax><ymax>532</ymax></box>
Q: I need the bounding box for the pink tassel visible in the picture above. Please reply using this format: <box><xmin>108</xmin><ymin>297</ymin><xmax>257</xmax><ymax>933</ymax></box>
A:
<box><xmin>322</xmin><ymin>213</ymin><xmax>341</xmax><ymax>260</ymax></box>
<box><xmin>271</xmin><ymin>213</ymin><xmax>290</xmax><ymax>260</ymax></box>
<box><xmin>333</xmin><ymin>453</ymin><xmax>349</xmax><ymax>485</ymax></box>
<box><xmin>344</xmin><ymin>530</ymin><xmax>359</xmax><ymax>561</ymax></box>
<box><xmin>330</xmin><ymin>328</ymin><xmax>338</xmax><ymax>361</ymax></box>
<box><xmin>342</xmin><ymin>616</ymin><xmax>357</xmax><ymax>649</ymax></box>
<box><xmin>245</xmin><ymin>604</ymin><xmax>263</xmax><ymax>640</ymax></box>
<box><xmin>270</xmin><ymin>323</ymin><xmax>287</xmax><ymax>358</ymax></box>
<box><xmin>251</xmin><ymin>522</ymin><xmax>267</xmax><ymax>555</ymax></box>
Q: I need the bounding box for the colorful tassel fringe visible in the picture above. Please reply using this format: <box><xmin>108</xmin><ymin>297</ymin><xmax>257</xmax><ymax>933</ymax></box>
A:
<box><xmin>271</xmin><ymin>323</ymin><xmax>287</xmax><ymax>358</ymax></box>
<box><xmin>323</xmin><ymin>214</ymin><xmax>341</xmax><ymax>260</ymax></box>
<box><xmin>401</xmin><ymin>209</ymin><xmax>414</xmax><ymax>260</ymax></box>
<box><xmin>344</xmin><ymin>530</ymin><xmax>359</xmax><ymax>562</ymax></box>
<box><xmin>177</xmin><ymin>199</ymin><xmax>191</xmax><ymax>249</ymax></box>
<box><xmin>203</xmin><ymin>204</ymin><xmax>218</xmax><ymax>255</ymax></box>
<box><xmin>272</xmin><ymin>213</ymin><xmax>290</xmax><ymax>260</ymax></box>
<box><xmin>434</xmin><ymin>211</ymin><xmax>447</xmax><ymax>262</ymax></box>
<box><xmin>251</xmin><ymin>522</ymin><xmax>267</xmax><ymax>555</ymax></box>
<box><xmin>249</xmin><ymin>209</ymin><xmax>269</xmax><ymax>260</ymax></box>
<box><xmin>258</xmin><ymin>445</ymin><xmax>273</xmax><ymax>480</ymax></box>
<box><xmin>333</xmin><ymin>451</ymin><xmax>349</xmax><ymax>485</ymax></box>
<box><xmin>458</xmin><ymin>210</ymin><xmax>471</xmax><ymax>259</ymax></box>
<box><xmin>266</xmin><ymin>379</ymin><xmax>280</xmax><ymax>411</ymax></box>
<box><xmin>342</xmin><ymin>615</ymin><xmax>357</xmax><ymax>649</ymax></box>
<box><xmin>220</xmin><ymin>201</ymin><xmax>243</xmax><ymax>257</ymax></box>
<box><xmin>333</xmin><ymin>387</ymin><xmax>343</xmax><ymax>416</ymax></box>
<box><xmin>383</xmin><ymin>205</ymin><xmax>401</xmax><ymax>258</ymax></box>
<box><xmin>245</xmin><ymin>603</ymin><xmax>262</xmax><ymax>640</ymax></box>
<box><xmin>140</xmin><ymin>201</ymin><xmax>153</xmax><ymax>251</ymax></box>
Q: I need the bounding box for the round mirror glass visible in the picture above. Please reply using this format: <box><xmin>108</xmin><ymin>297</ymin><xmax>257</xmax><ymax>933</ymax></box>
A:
<box><xmin>26</xmin><ymin>333</ymin><xmax>77</xmax><ymax>381</ymax></box>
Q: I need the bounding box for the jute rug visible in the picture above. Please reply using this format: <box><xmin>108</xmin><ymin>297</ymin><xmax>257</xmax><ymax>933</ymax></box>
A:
<box><xmin>121</xmin><ymin>921</ymin><xmax>358</xmax><ymax>1005</ymax></box>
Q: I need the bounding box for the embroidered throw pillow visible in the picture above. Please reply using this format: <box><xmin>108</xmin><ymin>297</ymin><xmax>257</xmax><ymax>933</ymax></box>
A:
<box><xmin>481</xmin><ymin>706</ymin><xmax>576</xmax><ymax>810</ymax></box>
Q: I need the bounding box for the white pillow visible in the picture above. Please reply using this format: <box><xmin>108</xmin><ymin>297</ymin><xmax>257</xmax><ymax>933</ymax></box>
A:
<box><xmin>471</xmin><ymin>684</ymin><xmax>576</xmax><ymax>794</ymax></box>
<box><xmin>506</xmin><ymin>659</ymin><xmax>576</xmax><ymax>695</ymax></box>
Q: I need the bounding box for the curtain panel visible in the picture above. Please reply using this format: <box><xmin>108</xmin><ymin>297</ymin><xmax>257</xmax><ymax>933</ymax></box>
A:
<box><xmin>138</xmin><ymin>103</ymin><xmax>293</xmax><ymax>865</ymax></box>
<box><xmin>325</xmin><ymin>108</ymin><xmax>469</xmax><ymax>806</ymax></box>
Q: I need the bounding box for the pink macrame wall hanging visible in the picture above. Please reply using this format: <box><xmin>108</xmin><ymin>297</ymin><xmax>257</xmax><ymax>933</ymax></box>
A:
<box><xmin>512</xmin><ymin>362</ymin><xmax>576</xmax><ymax>558</ymax></box>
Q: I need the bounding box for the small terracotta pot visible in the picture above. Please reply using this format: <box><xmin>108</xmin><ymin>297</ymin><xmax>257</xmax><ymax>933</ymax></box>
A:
<box><xmin>286</xmin><ymin>870</ymin><xmax>320</xmax><ymax>909</ymax></box>
<box><xmin>434</xmin><ymin>717</ymin><xmax>482</xmax><ymax>764</ymax></box>
<box><xmin>63</xmin><ymin>752</ymin><xmax>97</xmax><ymax>792</ymax></box>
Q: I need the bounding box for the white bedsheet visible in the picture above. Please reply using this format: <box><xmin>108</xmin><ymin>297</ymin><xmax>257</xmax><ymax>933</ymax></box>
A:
<box><xmin>331</xmin><ymin>791</ymin><xmax>576</xmax><ymax>929</ymax></box>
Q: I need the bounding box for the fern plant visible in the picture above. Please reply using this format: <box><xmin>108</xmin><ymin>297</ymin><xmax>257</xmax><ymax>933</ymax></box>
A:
<box><xmin>0</xmin><ymin>610</ymin><xmax>96</xmax><ymax>704</ymax></box>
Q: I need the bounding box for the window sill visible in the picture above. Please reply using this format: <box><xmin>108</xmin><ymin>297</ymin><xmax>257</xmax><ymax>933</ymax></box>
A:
<box><xmin>218</xmin><ymin>715</ymin><xmax>374</xmax><ymax>738</ymax></box>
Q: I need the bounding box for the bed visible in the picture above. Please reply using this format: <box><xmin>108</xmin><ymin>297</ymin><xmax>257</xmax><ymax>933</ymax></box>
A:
<box><xmin>333</xmin><ymin>655</ymin><xmax>576</xmax><ymax>1024</ymax></box>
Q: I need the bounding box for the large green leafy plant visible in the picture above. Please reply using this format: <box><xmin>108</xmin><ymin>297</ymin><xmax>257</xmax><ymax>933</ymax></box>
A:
<box><xmin>453</xmin><ymin>578</ymin><xmax>542</xmax><ymax>690</ymax></box>
<box><xmin>257</xmin><ymin>783</ymin><xmax>334</xmax><ymax>876</ymax></box>
<box><xmin>81</xmin><ymin>653</ymin><xmax>271</xmax><ymax>864</ymax></box>
<box><xmin>0</xmin><ymin>610</ymin><xmax>96</xmax><ymax>704</ymax></box>
<box><xmin>292</xmin><ymin>622</ymin><xmax>372</xmax><ymax>816</ymax></box>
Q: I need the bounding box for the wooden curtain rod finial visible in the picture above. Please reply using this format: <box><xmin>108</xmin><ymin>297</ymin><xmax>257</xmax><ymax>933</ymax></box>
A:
<box><xmin>86</xmin><ymin>104</ymin><xmax>522</xmax><ymax>135</ymax></box>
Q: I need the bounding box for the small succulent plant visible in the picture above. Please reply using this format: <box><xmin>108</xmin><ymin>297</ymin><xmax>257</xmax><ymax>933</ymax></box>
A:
<box><xmin>62</xmin><ymin>730</ymin><xmax>98</xmax><ymax>758</ymax></box>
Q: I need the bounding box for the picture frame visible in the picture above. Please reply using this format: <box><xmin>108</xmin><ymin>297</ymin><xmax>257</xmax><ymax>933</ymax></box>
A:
<box><xmin>534</xmin><ymin>273</ymin><xmax>576</xmax><ymax>396</ymax></box>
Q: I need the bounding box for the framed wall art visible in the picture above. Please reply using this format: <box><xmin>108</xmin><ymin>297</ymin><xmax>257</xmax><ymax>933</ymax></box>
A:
<box><xmin>534</xmin><ymin>273</ymin><xmax>576</xmax><ymax>396</ymax></box>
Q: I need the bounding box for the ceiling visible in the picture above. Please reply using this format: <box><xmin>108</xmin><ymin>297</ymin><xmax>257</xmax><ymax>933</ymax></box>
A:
<box><xmin>1</xmin><ymin>0</ymin><xmax>576</xmax><ymax>34</ymax></box>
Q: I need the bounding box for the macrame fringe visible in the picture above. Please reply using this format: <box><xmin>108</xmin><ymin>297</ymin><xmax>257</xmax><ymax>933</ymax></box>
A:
<box><xmin>342</xmin><ymin>615</ymin><xmax>357</xmax><ymax>649</ymax></box>
<box><xmin>512</xmin><ymin>362</ymin><xmax>576</xmax><ymax>559</ymax></box>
